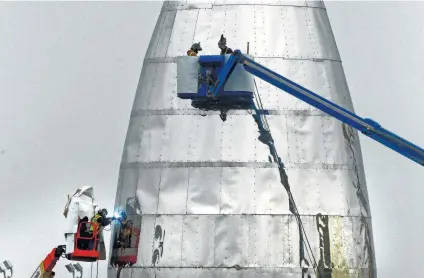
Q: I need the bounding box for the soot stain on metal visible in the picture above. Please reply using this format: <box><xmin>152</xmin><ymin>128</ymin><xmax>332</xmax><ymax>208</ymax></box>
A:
<box><xmin>316</xmin><ymin>213</ymin><xmax>332</xmax><ymax>278</ymax></box>
<box><xmin>152</xmin><ymin>225</ymin><xmax>166</xmax><ymax>266</ymax></box>
<box><xmin>342</xmin><ymin>123</ymin><xmax>369</xmax><ymax>215</ymax></box>
<box><xmin>342</xmin><ymin>123</ymin><xmax>375</xmax><ymax>277</ymax></box>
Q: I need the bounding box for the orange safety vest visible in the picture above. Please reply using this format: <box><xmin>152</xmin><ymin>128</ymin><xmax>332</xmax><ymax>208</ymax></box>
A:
<box><xmin>187</xmin><ymin>49</ymin><xmax>197</xmax><ymax>56</ymax></box>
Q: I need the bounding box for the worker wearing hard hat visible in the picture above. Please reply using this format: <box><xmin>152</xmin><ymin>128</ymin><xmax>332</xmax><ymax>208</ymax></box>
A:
<box><xmin>90</xmin><ymin>208</ymin><xmax>116</xmax><ymax>233</ymax></box>
<box><xmin>77</xmin><ymin>216</ymin><xmax>90</xmax><ymax>250</ymax></box>
<box><xmin>114</xmin><ymin>211</ymin><xmax>133</xmax><ymax>248</ymax></box>
<box><xmin>218</xmin><ymin>34</ymin><xmax>233</xmax><ymax>55</ymax></box>
<box><xmin>187</xmin><ymin>42</ymin><xmax>202</xmax><ymax>56</ymax></box>
<box><xmin>87</xmin><ymin>208</ymin><xmax>118</xmax><ymax>251</ymax></box>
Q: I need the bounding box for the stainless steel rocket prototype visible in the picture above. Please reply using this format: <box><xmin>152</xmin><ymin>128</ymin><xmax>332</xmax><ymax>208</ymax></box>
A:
<box><xmin>108</xmin><ymin>1</ymin><xmax>376</xmax><ymax>277</ymax></box>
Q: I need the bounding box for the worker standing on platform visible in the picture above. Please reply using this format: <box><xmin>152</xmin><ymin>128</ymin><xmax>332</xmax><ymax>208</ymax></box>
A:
<box><xmin>77</xmin><ymin>216</ymin><xmax>90</xmax><ymax>250</ymax></box>
<box><xmin>114</xmin><ymin>211</ymin><xmax>133</xmax><ymax>248</ymax></box>
<box><xmin>90</xmin><ymin>208</ymin><xmax>115</xmax><ymax>232</ymax></box>
<box><xmin>88</xmin><ymin>208</ymin><xmax>117</xmax><ymax>250</ymax></box>
<box><xmin>187</xmin><ymin>42</ymin><xmax>202</xmax><ymax>56</ymax></box>
<box><xmin>218</xmin><ymin>34</ymin><xmax>233</xmax><ymax>55</ymax></box>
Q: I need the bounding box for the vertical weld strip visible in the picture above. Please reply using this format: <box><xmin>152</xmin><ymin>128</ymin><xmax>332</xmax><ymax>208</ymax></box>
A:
<box><xmin>191</xmin><ymin>9</ymin><xmax>200</xmax><ymax>44</ymax></box>
<box><xmin>185</xmin><ymin>167</ymin><xmax>191</xmax><ymax>214</ymax></box>
<box><xmin>153</xmin><ymin>10</ymin><xmax>170</xmax><ymax>58</ymax></box>
<box><xmin>141</xmin><ymin>62</ymin><xmax>161</xmax><ymax>114</ymax></box>
<box><xmin>305</xmin><ymin>6</ymin><xmax>318</xmax><ymax>58</ymax></box>
<box><xmin>146</xmin><ymin>8</ymin><xmax>166</xmax><ymax>59</ymax></box>
<box><xmin>320</xmin><ymin>116</ymin><xmax>328</xmax><ymax>164</ymax></box>
<box><xmin>285</xmin><ymin>115</ymin><xmax>291</xmax><ymax>163</ymax></box>
<box><xmin>180</xmin><ymin>215</ymin><xmax>185</xmax><ymax>266</ymax></box>
<box><xmin>164</xmin><ymin>10</ymin><xmax>178</xmax><ymax>58</ymax></box>
<box><xmin>213</xmin><ymin>215</ymin><xmax>217</xmax><ymax>267</ymax></box>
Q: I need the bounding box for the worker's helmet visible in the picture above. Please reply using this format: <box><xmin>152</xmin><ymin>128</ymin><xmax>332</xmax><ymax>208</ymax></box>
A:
<box><xmin>191</xmin><ymin>42</ymin><xmax>202</xmax><ymax>52</ymax></box>
<box><xmin>99</xmin><ymin>208</ymin><xmax>108</xmax><ymax>217</ymax></box>
<box><xmin>218</xmin><ymin>34</ymin><xmax>227</xmax><ymax>49</ymax></box>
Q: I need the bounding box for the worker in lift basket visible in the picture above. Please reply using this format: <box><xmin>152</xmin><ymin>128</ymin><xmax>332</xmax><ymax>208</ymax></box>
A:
<box><xmin>218</xmin><ymin>34</ymin><xmax>233</xmax><ymax>55</ymax></box>
<box><xmin>187</xmin><ymin>42</ymin><xmax>202</xmax><ymax>56</ymax></box>
<box><xmin>114</xmin><ymin>211</ymin><xmax>133</xmax><ymax>248</ymax></box>
<box><xmin>88</xmin><ymin>208</ymin><xmax>117</xmax><ymax>250</ymax></box>
<box><xmin>77</xmin><ymin>216</ymin><xmax>90</xmax><ymax>250</ymax></box>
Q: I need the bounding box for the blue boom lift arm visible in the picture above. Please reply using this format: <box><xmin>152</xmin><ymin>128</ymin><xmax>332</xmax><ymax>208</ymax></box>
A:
<box><xmin>178</xmin><ymin>49</ymin><xmax>421</xmax><ymax>275</ymax></box>
<box><xmin>188</xmin><ymin>49</ymin><xmax>424</xmax><ymax>166</ymax></box>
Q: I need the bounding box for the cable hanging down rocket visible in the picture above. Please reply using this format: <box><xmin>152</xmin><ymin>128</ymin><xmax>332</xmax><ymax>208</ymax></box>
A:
<box><xmin>108</xmin><ymin>1</ymin><xmax>377</xmax><ymax>277</ymax></box>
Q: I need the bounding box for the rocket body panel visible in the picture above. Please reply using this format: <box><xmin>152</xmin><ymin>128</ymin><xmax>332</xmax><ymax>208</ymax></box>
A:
<box><xmin>109</xmin><ymin>1</ymin><xmax>376</xmax><ymax>277</ymax></box>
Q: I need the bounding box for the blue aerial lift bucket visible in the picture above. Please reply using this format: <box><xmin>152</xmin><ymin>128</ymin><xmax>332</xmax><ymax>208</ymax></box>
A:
<box><xmin>177</xmin><ymin>54</ymin><xmax>256</xmax><ymax>111</ymax></box>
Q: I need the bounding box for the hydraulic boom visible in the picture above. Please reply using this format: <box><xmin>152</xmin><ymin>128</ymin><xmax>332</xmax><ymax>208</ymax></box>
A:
<box><xmin>211</xmin><ymin>50</ymin><xmax>424</xmax><ymax>167</ymax></box>
<box><xmin>30</xmin><ymin>246</ymin><xmax>65</xmax><ymax>278</ymax></box>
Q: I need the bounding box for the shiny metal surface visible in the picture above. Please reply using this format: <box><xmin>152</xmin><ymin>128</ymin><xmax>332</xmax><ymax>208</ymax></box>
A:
<box><xmin>109</xmin><ymin>1</ymin><xmax>376</xmax><ymax>277</ymax></box>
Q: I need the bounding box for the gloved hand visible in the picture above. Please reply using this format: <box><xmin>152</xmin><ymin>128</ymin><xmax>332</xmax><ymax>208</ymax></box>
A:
<box><xmin>111</xmin><ymin>216</ymin><xmax>117</xmax><ymax>221</ymax></box>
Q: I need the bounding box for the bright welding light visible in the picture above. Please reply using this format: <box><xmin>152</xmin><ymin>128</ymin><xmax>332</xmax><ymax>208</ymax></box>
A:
<box><xmin>114</xmin><ymin>212</ymin><xmax>121</xmax><ymax>218</ymax></box>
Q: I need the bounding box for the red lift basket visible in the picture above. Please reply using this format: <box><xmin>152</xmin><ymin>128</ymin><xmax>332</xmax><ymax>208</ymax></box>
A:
<box><xmin>69</xmin><ymin>220</ymin><xmax>100</xmax><ymax>262</ymax></box>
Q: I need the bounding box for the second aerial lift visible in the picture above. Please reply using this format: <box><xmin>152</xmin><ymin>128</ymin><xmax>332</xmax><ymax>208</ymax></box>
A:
<box><xmin>30</xmin><ymin>187</ymin><xmax>131</xmax><ymax>278</ymax></box>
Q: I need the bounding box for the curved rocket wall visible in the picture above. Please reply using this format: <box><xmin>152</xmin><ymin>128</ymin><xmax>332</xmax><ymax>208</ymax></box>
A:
<box><xmin>109</xmin><ymin>1</ymin><xmax>376</xmax><ymax>277</ymax></box>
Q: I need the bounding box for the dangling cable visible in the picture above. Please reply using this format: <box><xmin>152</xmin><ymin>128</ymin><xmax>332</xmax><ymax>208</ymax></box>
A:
<box><xmin>252</xmin><ymin>78</ymin><xmax>321</xmax><ymax>277</ymax></box>
<box><xmin>253</xmin><ymin>79</ymin><xmax>270</xmax><ymax>131</ymax></box>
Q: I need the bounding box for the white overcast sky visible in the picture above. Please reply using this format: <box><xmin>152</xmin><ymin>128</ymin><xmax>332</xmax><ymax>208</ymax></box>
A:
<box><xmin>1</xmin><ymin>1</ymin><xmax>424</xmax><ymax>278</ymax></box>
